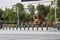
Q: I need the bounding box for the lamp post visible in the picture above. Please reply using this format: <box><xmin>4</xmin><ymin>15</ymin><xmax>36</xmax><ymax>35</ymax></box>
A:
<box><xmin>13</xmin><ymin>6</ymin><xmax>19</xmax><ymax>27</ymax></box>
<box><xmin>50</xmin><ymin>0</ymin><xmax>57</xmax><ymax>23</ymax></box>
<box><xmin>54</xmin><ymin>0</ymin><xmax>57</xmax><ymax>23</ymax></box>
<box><xmin>17</xmin><ymin>7</ymin><xmax>19</xmax><ymax>27</ymax></box>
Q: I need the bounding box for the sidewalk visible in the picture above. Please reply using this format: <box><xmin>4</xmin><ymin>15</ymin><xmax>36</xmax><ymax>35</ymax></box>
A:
<box><xmin>0</xmin><ymin>29</ymin><xmax>60</xmax><ymax>40</ymax></box>
<box><xmin>0</xmin><ymin>29</ymin><xmax>60</xmax><ymax>34</ymax></box>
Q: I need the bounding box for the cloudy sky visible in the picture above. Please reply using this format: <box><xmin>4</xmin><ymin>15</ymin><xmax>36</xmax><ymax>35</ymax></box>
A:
<box><xmin>0</xmin><ymin>0</ymin><xmax>50</xmax><ymax>10</ymax></box>
<box><xmin>0</xmin><ymin>0</ymin><xmax>21</xmax><ymax>9</ymax></box>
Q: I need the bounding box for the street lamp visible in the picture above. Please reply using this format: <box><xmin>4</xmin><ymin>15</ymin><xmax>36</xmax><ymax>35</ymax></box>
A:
<box><xmin>54</xmin><ymin>0</ymin><xmax>57</xmax><ymax>23</ymax></box>
<box><xmin>13</xmin><ymin>6</ymin><xmax>19</xmax><ymax>27</ymax></box>
<box><xmin>50</xmin><ymin>0</ymin><xmax>57</xmax><ymax>23</ymax></box>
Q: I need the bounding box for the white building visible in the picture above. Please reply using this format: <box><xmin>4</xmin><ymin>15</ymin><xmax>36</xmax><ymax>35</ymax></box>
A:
<box><xmin>21</xmin><ymin>0</ymin><xmax>51</xmax><ymax>13</ymax></box>
<box><xmin>0</xmin><ymin>0</ymin><xmax>51</xmax><ymax>11</ymax></box>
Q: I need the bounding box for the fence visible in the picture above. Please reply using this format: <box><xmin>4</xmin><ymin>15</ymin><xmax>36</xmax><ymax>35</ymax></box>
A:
<box><xmin>0</xmin><ymin>24</ymin><xmax>60</xmax><ymax>31</ymax></box>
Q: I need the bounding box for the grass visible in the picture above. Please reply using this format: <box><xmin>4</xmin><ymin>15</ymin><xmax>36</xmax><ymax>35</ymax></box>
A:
<box><xmin>2</xmin><ymin>24</ymin><xmax>17</xmax><ymax>27</ymax></box>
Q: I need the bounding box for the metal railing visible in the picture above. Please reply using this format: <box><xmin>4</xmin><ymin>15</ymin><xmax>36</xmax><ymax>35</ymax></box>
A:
<box><xmin>0</xmin><ymin>24</ymin><xmax>60</xmax><ymax>31</ymax></box>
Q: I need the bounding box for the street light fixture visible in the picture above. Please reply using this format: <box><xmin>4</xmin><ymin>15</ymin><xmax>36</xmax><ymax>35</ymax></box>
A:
<box><xmin>13</xmin><ymin>6</ymin><xmax>19</xmax><ymax>27</ymax></box>
<box><xmin>50</xmin><ymin>0</ymin><xmax>57</xmax><ymax>23</ymax></box>
<box><xmin>54</xmin><ymin>0</ymin><xmax>57</xmax><ymax>23</ymax></box>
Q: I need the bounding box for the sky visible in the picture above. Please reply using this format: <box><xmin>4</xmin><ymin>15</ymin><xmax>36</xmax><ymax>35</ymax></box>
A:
<box><xmin>0</xmin><ymin>0</ymin><xmax>21</xmax><ymax>10</ymax></box>
<box><xmin>0</xmin><ymin>0</ymin><xmax>51</xmax><ymax>10</ymax></box>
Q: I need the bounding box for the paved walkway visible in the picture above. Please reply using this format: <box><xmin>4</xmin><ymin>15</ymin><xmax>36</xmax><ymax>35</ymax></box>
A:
<box><xmin>0</xmin><ymin>27</ymin><xmax>60</xmax><ymax>40</ymax></box>
<box><xmin>0</xmin><ymin>30</ymin><xmax>60</xmax><ymax>40</ymax></box>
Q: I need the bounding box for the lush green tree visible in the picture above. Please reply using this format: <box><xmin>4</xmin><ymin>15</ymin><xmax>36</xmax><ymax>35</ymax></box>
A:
<box><xmin>25</xmin><ymin>13</ymin><xmax>33</xmax><ymax>22</ymax></box>
<box><xmin>57</xmin><ymin>0</ymin><xmax>60</xmax><ymax>21</ymax></box>
<box><xmin>45</xmin><ymin>6</ymin><xmax>50</xmax><ymax>16</ymax></box>
<box><xmin>3</xmin><ymin>8</ymin><xmax>17</xmax><ymax>21</ymax></box>
<box><xmin>37</xmin><ymin>4</ymin><xmax>49</xmax><ymax>17</ymax></box>
<box><xmin>57</xmin><ymin>0</ymin><xmax>60</xmax><ymax>6</ymax></box>
<box><xmin>0</xmin><ymin>9</ymin><xmax>4</xmax><ymax>18</ymax></box>
<box><xmin>47</xmin><ymin>8</ymin><xmax>55</xmax><ymax>21</ymax></box>
<box><xmin>19</xmin><ymin>11</ymin><xmax>26</xmax><ymax>22</ymax></box>
<box><xmin>28</xmin><ymin>4</ymin><xmax>35</xmax><ymax>16</ymax></box>
<box><xmin>15</xmin><ymin>3</ymin><xmax>26</xmax><ymax>22</ymax></box>
<box><xmin>24</xmin><ymin>13</ymin><xmax>30</xmax><ymax>22</ymax></box>
<box><xmin>15</xmin><ymin>3</ymin><xmax>33</xmax><ymax>22</ymax></box>
<box><xmin>57</xmin><ymin>7</ymin><xmax>60</xmax><ymax>21</ymax></box>
<box><xmin>15</xmin><ymin>3</ymin><xmax>24</xmax><ymax>13</ymax></box>
<box><xmin>47</xmin><ymin>0</ymin><xmax>60</xmax><ymax>21</ymax></box>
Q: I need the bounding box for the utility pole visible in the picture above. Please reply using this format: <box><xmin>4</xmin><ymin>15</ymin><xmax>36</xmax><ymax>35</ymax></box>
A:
<box><xmin>17</xmin><ymin>7</ymin><xmax>19</xmax><ymax>27</ymax></box>
<box><xmin>50</xmin><ymin>0</ymin><xmax>57</xmax><ymax>23</ymax></box>
<box><xmin>13</xmin><ymin>6</ymin><xmax>19</xmax><ymax>27</ymax></box>
<box><xmin>54</xmin><ymin>0</ymin><xmax>57</xmax><ymax>23</ymax></box>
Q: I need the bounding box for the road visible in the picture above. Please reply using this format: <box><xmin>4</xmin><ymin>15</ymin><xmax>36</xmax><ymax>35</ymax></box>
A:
<box><xmin>0</xmin><ymin>30</ymin><xmax>60</xmax><ymax>40</ymax></box>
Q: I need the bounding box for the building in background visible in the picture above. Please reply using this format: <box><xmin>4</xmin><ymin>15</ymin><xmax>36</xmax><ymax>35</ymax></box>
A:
<box><xmin>21</xmin><ymin>0</ymin><xmax>41</xmax><ymax>2</ymax></box>
<box><xmin>21</xmin><ymin>0</ymin><xmax>51</xmax><ymax>13</ymax></box>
